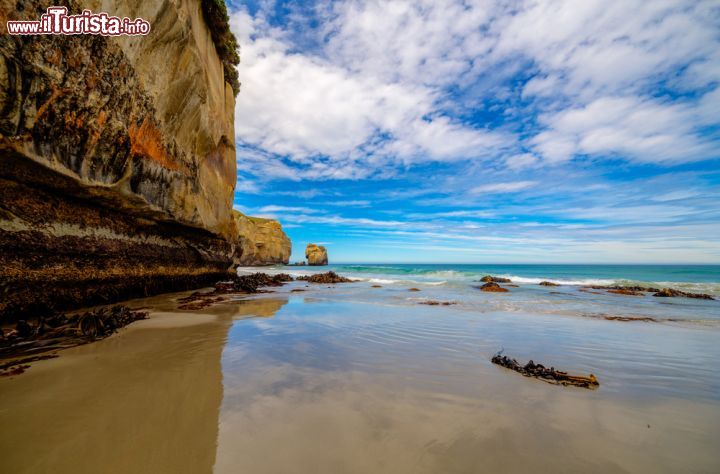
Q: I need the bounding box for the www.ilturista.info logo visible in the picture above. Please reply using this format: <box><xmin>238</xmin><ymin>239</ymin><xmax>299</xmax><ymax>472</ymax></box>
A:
<box><xmin>7</xmin><ymin>7</ymin><xmax>150</xmax><ymax>36</ymax></box>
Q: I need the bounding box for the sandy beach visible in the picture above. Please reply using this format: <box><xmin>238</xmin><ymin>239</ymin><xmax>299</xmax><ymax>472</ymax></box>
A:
<box><xmin>2</xmin><ymin>277</ymin><xmax>719</xmax><ymax>474</ymax></box>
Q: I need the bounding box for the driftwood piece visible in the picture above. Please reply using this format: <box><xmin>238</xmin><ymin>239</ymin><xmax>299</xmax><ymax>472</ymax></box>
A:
<box><xmin>491</xmin><ymin>352</ymin><xmax>599</xmax><ymax>389</ymax></box>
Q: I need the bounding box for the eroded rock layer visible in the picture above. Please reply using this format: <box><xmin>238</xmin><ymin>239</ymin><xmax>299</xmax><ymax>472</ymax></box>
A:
<box><xmin>0</xmin><ymin>0</ymin><xmax>290</xmax><ymax>320</ymax></box>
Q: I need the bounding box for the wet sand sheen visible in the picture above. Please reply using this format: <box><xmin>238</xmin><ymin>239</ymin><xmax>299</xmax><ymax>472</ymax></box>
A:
<box><xmin>1</xmin><ymin>290</ymin><xmax>720</xmax><ymax>473</ymax></box>
<box><xmin>0</xmin><ymin>294</ymin><xmax>288</xmax><ymax>474</ymax></box>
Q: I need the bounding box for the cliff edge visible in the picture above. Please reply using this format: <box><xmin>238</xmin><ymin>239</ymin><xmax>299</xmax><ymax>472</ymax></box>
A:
<box><xmin>0</xmin><ymin>0</ymin><xmax>290</xmax><ymax>319</ymax></box>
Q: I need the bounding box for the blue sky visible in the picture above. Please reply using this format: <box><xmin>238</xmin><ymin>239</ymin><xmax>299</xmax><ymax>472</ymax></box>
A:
<box><xmin>226</xmin><ymin>0</ymin><xmax>720</xmax><ymax>264</ymax></box>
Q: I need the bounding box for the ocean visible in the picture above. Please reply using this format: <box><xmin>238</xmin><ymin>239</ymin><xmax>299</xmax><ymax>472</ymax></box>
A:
<box><xmin>241</xmin><ymin>263</ymin><xmax>720</xmax><ymax>325</ymax></box>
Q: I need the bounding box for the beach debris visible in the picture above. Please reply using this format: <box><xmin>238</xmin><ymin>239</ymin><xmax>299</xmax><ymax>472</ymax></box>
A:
<box><xmin>0</xmin><ymin>306</ymin><xmax>147</xmax><ymax>375</ymax></box>
<box><xmin>491</xmin><ymin>352</ymin><xmax>599</xmax><ymax>389</ymax></box>
<box><xmin>587</xmin><ymin>285</ymin><xmax>660</xmax><ymax>293</ymax></box>
<box><xmin>475</xmin><ymin>282</ymin><xmax>509</xmax><ymax>293</ymax></box>
<box><xmin>653</xmin><ymin>288</ymin><xmax>715</xmax><ymax>300</ymax></box>
<box><xmin>539</xmin><ymin>281</ymin><xmax>560</xmax><ymax>287</ymax></box>
<box><xmin>371</xmin><ymin>285</ymin><xmax>382</xmax><ymax>288</ymax></box>
<box><xmin>579</xmin><ymin>288</ymin><xmax>604</xmax><ymax>295</ymax></box>
<box><xmin>177</xmin><ymin>273</ymin><xmax>296</xmax><ymax>310</ymax></box>
<box><xmin>607</xmin><ymin>289</ymin><xmax>643</xmax><ymax>296</ymax></box>
<box><xmin>291</xmin><ymin>289</ymin><xmax>306</xmax><ymax>292</ymax></box>
<box><xmin>408</xmin><ymin>288</ymin><xmax>421</xmax><ymax>292</ymax></box>
<box><xmin>604</xmin><ymin>316</ymin><xmax>656</xmax><ymax>322</ymax></box>
<box><xmin>418</xmin><ymin>300</ymin><xmax>456</xmax><ymax>306</ymax></box>
<box><xmin>584</xmin><ymin>285</ymin><xmax>715</xmax><ymax>300</ymax></box>
<box><xmin>177</xmin><ymin>295</ymin><xmax>224</xmax><ymax>310</ymax></box>
<box><xmin>479</xmin><ymin>276</ymin><xmax>512</xmax><ymax>283</ymax></box>
<box><xmin>297</xmin><ymin>271</ymin><xmax>353</xmax><ymax>284</ymax></box>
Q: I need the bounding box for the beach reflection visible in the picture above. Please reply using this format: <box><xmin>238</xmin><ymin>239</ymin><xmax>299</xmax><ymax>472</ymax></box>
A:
<box><xmin>214</xmin><ymin>298</ymin><xmax>720</xmax><ymax>474</ymax></box>
<box><xmin>0</xmin><ymin>295</ymin><xmax>288</xmax><ymax>474</ymax></box>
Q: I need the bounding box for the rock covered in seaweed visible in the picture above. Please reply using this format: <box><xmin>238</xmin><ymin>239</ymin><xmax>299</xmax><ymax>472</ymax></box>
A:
<box><xmin>479</xmin><ymin>276</ymin><xmax>512</xmax><ymax>283</ymax></box>
<box><xmin>476</xmin><ymin>282</ymin><xmax>509</xmax><ymax>292</ymax></box>
<box><xmin>297</xmin><ymin>271</ymin><xmax>352</xmax><ymax>284</ymax></box>
<box><xmin>653</xmin><ymin>288</ymin><xmax>714</xmax><ymax>300</ymax></box>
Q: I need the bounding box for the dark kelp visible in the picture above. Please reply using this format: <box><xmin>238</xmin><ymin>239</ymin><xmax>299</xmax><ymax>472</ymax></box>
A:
<box><xmin>1</xmin><ymin>306</ymin><xmax>148</xmax><ymax>376</ymax></box>
<box><xmin>491</xmin><ymin>353</ymin><xmax>599</xmax><ymax>389</ymax></box>
<box><xmin>297</xmin><ymin>272</ymin><xmax>354</xmax><ymax>284</ymax></box>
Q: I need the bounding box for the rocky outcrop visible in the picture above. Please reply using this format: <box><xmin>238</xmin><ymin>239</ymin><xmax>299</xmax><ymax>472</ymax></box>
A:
<box><xmin>232</xmin><ymin>211</ymin><xmax>291</xmax><ymax>265</ymax></box>
<box><xmin>0</xmin><ymin>0</ymin><xmax>290</xmax><ymax>320</ymax></box>
<box><xmin>305</xmin><ymin>243</ymin><xmax>328</xmax><ymax>266</ymax></box>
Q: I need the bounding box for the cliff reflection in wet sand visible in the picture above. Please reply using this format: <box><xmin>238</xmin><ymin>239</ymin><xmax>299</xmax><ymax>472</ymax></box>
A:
<box><xmin>0</xmin><ymin>295</ymin><xmax>288</xmax><ymax>474</ymax></box>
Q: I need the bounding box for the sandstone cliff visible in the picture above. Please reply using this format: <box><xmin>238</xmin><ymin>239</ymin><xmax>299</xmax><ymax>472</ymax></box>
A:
<box><xmin>232</xmin><ymin>211</ymin><xmax>291</xmax><ymax>266</ymax></box>
<box><xmin>0</xmin><ymin>0</ymin><xmax>289</xmax><ymax>319</ymax></box>
<box><xmin>306</xmin><ymin>244</ymin><xmax>328</xmax><ymax>266</ymax></box>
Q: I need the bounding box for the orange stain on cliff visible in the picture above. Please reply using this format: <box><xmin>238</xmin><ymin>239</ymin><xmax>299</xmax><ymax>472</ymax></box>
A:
<box><xmin>128</xmin><ymin>117</ymin><xmax>184</xmax><ymax>173</ymax></box>
<box><xmin>35</xmin><ymin>85</ymin><xmax>65</xmax><ymax>121</ymax></box>
<box><xmin>87</xmin><ymin>110</ymin><xmax>107</xmax><ymax>149</ymax></box>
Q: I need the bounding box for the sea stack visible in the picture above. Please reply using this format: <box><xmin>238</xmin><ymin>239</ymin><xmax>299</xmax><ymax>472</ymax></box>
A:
<box><xmin>306</xmin><ymin>244</ymin><xmax>329</xmax><ymax>266</ymax></box>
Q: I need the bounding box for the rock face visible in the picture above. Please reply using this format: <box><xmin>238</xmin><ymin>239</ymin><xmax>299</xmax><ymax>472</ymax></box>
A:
<box><xmin>232</xmin><ymin>212</ymin><xmax>291</xmax><ymax>265</ymax></box>
<box><xmin>305</xmin><ymin>244</ymin><xmax>328</xmax><ymax>266</ymax></box>
<box><xmin>0</xmin><ymin>0</ymin><xmax>290</xmax><ymax>320</ymax></box>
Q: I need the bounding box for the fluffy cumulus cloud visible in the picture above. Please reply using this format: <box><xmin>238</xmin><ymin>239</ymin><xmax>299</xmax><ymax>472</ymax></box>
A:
<box><xmin>230</xmin><ymin>0</ymin><xmax>719</xmax><ymax>176</ymax></box>
<box><xmin>227</xmin><ymin>0</ymin><xmax>720</xmax><ymax>262</ymax></box>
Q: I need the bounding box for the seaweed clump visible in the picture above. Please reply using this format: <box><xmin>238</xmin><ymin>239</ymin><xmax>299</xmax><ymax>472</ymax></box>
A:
<box><xmin>491</xmin><ymin>352</ymin><xmax>599</xmax><ymax>389</ymax></box>
<box><xmin>178</xmin><ymin>273</ymin><xmax>295</xmax><ymax>310</ymax></box>
<box><xmin>1</xmin><ymin>306</ymin><xmax>148</xmax><ymax>376</ymax></box>
<box><xmin>297</xmin><ymin>272</ymin><xmax>353</xmax><ymax>284</ymax></box>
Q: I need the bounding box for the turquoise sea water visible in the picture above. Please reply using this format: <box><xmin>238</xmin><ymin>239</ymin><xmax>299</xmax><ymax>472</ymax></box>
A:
<box><xmin>240</xmin><ymin>264</ymin><xmax>720</xmax><ymax>325</ymax></box>
<box><xmin>328</xmin><ymin>263</ymin><xmax>720</xmax><ymax>288</ymax></box>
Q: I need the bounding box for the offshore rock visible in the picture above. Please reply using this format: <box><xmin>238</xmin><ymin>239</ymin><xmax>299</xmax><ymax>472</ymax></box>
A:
<box><xmin>653</xmin><ymin>288</ymin><xmax>714</xmax><ymax>300</ymax></box>
<box><xmin>306</xmin><ymin>243</ymin><xmax>329</xmax><ymax>266</ymax></box>
<box><xmin>479</xmin><ymin>276</ymin><xmax>512</xmax><ymax>283</ymax></box>
<box><xmin>476</xmin><ymin>282</ymin><xmax>509</xmax><ymax>293</ymax></box>
<box><xmin>0</xmin><ymin>1</ymin><xmax>290</xmax><ymax>321</ymax></box>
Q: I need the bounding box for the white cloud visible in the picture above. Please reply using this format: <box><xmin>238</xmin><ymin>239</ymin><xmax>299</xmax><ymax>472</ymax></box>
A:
<box><xmin>531</xmin><ymin>95</ymin><xmax>717</xmax><ymax>163</ymax></box>
<box><xmin>230</xmin><ymin>8</ymin><xmax>511</xmax><ymax>180</ymax></box>
<box><xmin>230</xmin><ymin>0</ymin><xmax>720</xmax><ymax>180</ymax></box>
<box><xmin>471</xmin><ymin>181</ymin><xmax>537</xmax><ymax>194</ymax></box>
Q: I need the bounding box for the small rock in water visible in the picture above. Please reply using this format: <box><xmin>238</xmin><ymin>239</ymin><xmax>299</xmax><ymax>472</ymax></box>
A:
<box><xmin>539</xmin><ymin>281</ymin><xmax>560</xmax><ymax>287</ymax></box>
<box><xmin>607</xmin><ymin>289</ymin><xmax>643</xmax><ymax>296</ymax></box>
<box><xmin>479</xmin><ymin>276</ymin><xmax>512</xmax><ymax>283</ymax></box>
<box><xmin>475</xmin><ymin>282</ymin><xmax>509</xmax><ymax>293</ymax></box>
<box><xmin>408</xmin><ymin>288</ymin><xmax>421</xmax><ymax>292</ymax></box>
<box><xmin>653</xmin><ymin>288</ymin><xmax>714</xmax><ymax>300</ymax></box>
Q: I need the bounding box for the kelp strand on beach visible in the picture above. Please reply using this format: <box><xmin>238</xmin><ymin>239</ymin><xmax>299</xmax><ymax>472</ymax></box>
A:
<box><xmin>491</xmin><ymin>353</ymin><xmax>599</xmax><ymax>389</ymax></box>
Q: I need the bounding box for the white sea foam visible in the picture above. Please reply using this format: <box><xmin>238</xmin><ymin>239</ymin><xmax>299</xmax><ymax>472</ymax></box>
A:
<box><xmin>367</xmin><ymin>278</ymin><xmax>399</xmax><ymax>284</ymax></box>
<box><xmin>502</xmin><ymin>276</ymin><xmax>617</xmax><ymax>286</ymax></box>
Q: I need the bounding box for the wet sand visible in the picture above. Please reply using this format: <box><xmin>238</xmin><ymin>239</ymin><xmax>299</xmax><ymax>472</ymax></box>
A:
<box><xmin>1</xmin><ymin>285</ymin><xmax>719</xmax><ymax>473</ymax></box>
